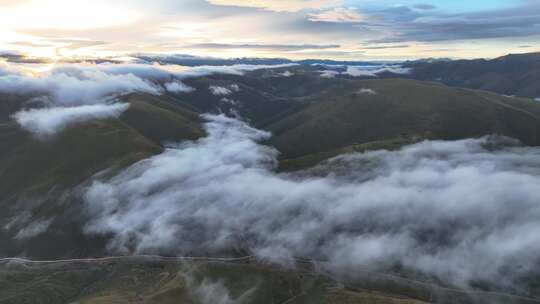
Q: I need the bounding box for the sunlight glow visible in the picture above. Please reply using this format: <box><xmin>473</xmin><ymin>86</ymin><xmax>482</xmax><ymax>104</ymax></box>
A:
<box><xmin>0</xmin><ymin>0</ymin><xmax>138</xmax><ymax>30</ymax></box>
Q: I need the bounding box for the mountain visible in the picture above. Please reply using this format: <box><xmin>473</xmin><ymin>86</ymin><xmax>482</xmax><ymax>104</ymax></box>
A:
<box><xmin>2</xmin><ymin>63</ymin><xmax>540</xmax><ymax>303</ymax></box>
<box><xmin>267</xmin><ymin>78</ymin><xmax>540</xmax><ymax>169</ymax></box>
<box><xmin>3</xmin><ymin>69</ymin><xmax>540</xmax><ymax>258</ymax></box>
<box><xmin>406</xmin><ymin>52</ymin><xmax>540</xmax><ymax>98</ymax></box>
<box><xmin>0</xmin><ymin>93</ymin><xmax>204</xmax><ymax>258</ymax></box>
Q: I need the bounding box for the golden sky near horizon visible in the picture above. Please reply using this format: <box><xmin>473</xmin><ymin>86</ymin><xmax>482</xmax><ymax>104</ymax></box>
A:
<box><xmin>0</xmin><ymin>0</ymin><xmax>539</xmax><ymax>60</ymax></box>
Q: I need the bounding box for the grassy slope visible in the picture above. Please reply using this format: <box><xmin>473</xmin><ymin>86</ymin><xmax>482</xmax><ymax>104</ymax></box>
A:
<box><xmin>268</xmin><ymin>79</ymin><xmax>540</xmax><ymax>166</ymax></box>
<box><xmin>0</xmin><ymin>93</ymin><xmax>204</xmax><ymax>258</ymax></box>
<box><xmin>0</xmin><ymin>259</ymin><xmax>429</xmax><ymax>304</ymax></box>
<box><xmin>0</xmin><ymin>93</ymin><xmax>204</xmax><ymax>201</ymax></box>
<box><xmin>2</xmin><ymin>259</ymin><xmax>538</xmax><ymax>304</ymax></box>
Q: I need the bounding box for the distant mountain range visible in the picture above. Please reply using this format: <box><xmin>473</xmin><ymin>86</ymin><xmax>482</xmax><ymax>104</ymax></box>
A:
<box><xmin>406</xmin><ymin>52</ymin><xmax>540</xmax><ymax>98</ymax></box>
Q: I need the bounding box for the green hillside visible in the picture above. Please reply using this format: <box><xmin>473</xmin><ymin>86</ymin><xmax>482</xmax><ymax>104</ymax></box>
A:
<box><xmin>3</xmin><ymin>258</ymin><xmax>538</xmax><ymax>304</ymax></box>
<box><xmin>0</xmin><ymin>93</ymin><xmax>204</xmax><ymax>258</ymax></box>
<box><xmin>4</xmin><ymin>76</ymin><xmax>540</xmax><ymax>257</ymax></box>
<box><xmin>3</xmin><ymin>70</ymin><xmax>540</xmax><ymax>303</ymax></box>
<box><xmin>268</xmin><ymin>79</ymin><xmax>540</xmax><ymax>165</ymax></box>
<box><xmin>407</xmin><ymin>52</ymin><xmax>540</xmax><ymax>98</ymax></box>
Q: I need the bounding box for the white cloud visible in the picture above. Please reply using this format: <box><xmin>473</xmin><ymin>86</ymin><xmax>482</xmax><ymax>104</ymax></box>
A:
<box><xmin>13</xmin><ymin>103</ymin><xmax>129</xmax><ymax>136</ymax></box>
<box><xmin>279</xmin><ymin>71</ymin><xmax>294</xmax><ymax>77</ymax></box>
<box><xmin>209</xmin><ymin>86</ymin><xmax>233</xmax><ymax>96</ymax></box>
<box><xmin>165</xmin><ymin>81</ymin><xmax>195</xmax><ymax>93</ymax></box>
<box><xmin>206</xmin><ymin>0</ymin><xmax>342</xmax><ymax>12</ymax></box>
<box><xmin>318</xmin><ymin>70</ymin><xmax>339</xmax><ymax>78</ymax></box>
<box><xmin>344</xmin><ymin>65</ymin><xmax>412</xmax><ymax>77</ymax></box>
<box><xmin>209</xmin><ymin>84</ymin><xmax>239</xmax><ymax>96</ymax></box>
<box><xmin>0</xmin><ymin>61</ymin><xmax>292</xmax><ymax>135</ymax></box>
<box><xmin>84</xmin><ymin>115</ymin><xmax>540</xmax><ymax>291</ymax></box>
<box><xmin>308</xmin><ymin>7</ymin><xmax>364</xmax><ymax>23</ymax></box>
<box><xmin>14</xmin><ymin>219</ymin><xmax>52</xmax><ymax>240</ymax></box>
<box><xmin>0</xmin><ymin>67</ymin><xmax>161</xmax><ymax>106</ymax></box>
<box><xmin>356</xmin><ymin>88</ymin><xmax>376</xmax><ymax>95</ymax></box>
<box><xmin>0</xmin><ymin>62</ymin><xmax>293</xmax><ymax>106</ymax></box>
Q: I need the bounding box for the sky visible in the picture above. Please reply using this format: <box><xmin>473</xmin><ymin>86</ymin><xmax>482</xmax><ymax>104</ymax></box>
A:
<box><xmin>0</xmin><ymin>0</ymin><xmax>539</xmax><ymax>60</ymax></box>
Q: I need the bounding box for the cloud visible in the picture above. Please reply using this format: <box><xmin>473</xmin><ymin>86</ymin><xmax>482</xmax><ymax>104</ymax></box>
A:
<box><xmin>14</xmin><ymin>219</ymin><xmax>52</xmax><ymax>240</ymax></box>
<box><xmin>84</xmin><ymin>114</ymin><xmax>540</xmax><ymax>292</ymax></box>
<box><xmin>209</xmin><ymin>84</ymin><xmax>240</xmax><ymax>96</ymax></box>
<box><xmin>164</xmin><ymin>81</ymin><xmax>195</xmax><ymax>93</ymax></box>
<box><xmin>318</xmin><ymin>70</ymin><xmax>339</xmax><ymax>78</ymax></box>
<box><xmin>0</xmin><ymin>62</ymin><xmax>295</xmax><ymax>106</ymax></box>
<box><xmin>0</xmin><ymin>66</ymin><xmax>161</xmax><ymax>106</ymax></box>
<box><xmin>344</xmin><ymin>65</ymin><xmax>411</xmax><ymax>77</ymax></box>
<box><xmin>206</xmin><ymin>0</ymin><xmax>342</xmax><ymax>12</ymax></box>
<box><xmin>0</xmin><ymin>61</ymin><xmax>293</xmax><ymax>135</ymax></box>
<box><xmin>209</xmin><ymin>86</ymin><xmax>233</xmax><ymax>96</ymax></box>
<box><xmin>279</xmin><ymin>71</ymin><xmax>294</xmax><ymax>77</ymax></box>
<box><xmin>371</xmin><ymin>3</ymin><xmax>540</xmax><ymax>43</ymax></box>
<box><xmin>308</xmin><ymin>7</ymin><xmax>364</xmax><ymax>23</ymax></box>
<box><xmin>13</xmin><ymin>103</ymin><xmax>130</xmax><ymax>136</ymax></box>
<box><xmin>361</xmin><ymin>44</ymin><xmax>410</xmax><ymax>50</ymax></box>
<box><xmin>356</xmin><ymin>88</ymin><xmax>376</xmax><ymax>95</ymax></box>
<box><xmin>0</xmin><ymin>49</ymin><xmax>24</xmax><ymax>58</ymax></box>
<box><xmin>184</xmin><ymin>274</ymin><xmax>256</xmax><ymax>304</ymax></box>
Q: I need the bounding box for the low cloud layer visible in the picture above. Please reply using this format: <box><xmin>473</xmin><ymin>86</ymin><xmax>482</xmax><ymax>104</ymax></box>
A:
<box><xmin>13</xmin><ymin>103</ymin><xmax>130</xmax><ymax>136</ymax></box>
<box><xmin>209</xmin><ymin>84</ymin><xmax>240</xmax><ymax>96</ymax></box>
<box><xmin>356</xmin><ymin>88</ymin><xmax>376</xmax><ymax>95</ymax></box>
<box><xmin>14</xmin><ymin>219</ymin><xmax>52</xmax><ymax>240</ymax></box>
<box><xmin>0</xmin><ymin>61</ymin><xmax>292</xmax><ymax>135</ymax></box>
<box><xmin>317</xmin><ymin>64</ymin><xmax>411</xmax><ymax>78</ymax></box>
<box><xmin>344</xmin><ymin>65</ymin><xmax>412</xmax><ymax>77</ymax></box>
<box><xmin>84</xmin><ymin>114</ymin><xmax>540</xmax><ymax>292</ymax></box>
<box><xmin>165</xmin><ymin>81</ymin><xmax>195</xmax><ymax>93</ymax></box>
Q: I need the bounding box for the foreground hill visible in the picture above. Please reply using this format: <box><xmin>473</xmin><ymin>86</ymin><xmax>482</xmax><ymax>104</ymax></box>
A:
<box><xmin>406</xmin><ymin>52</ymin><xmax>540</xmax><ymax>98</ymax></box>
<box><xmin>3</xmin><ymin>257</ymin><xmax>538</xmax><ymax>304</ymax></box>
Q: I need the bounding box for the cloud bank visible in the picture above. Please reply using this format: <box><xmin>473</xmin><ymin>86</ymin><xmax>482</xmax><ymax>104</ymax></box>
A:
<box><xmin>84</xmin><ymin>114</ymin><xmax>540</xmax><ymax>292</ymax></box>
<box><xmin>209</xmin><ymin>84</ymin><xmax>239</xmax><ymax>96</ymax></box>
<box><xmin>316</xmin><ymin>64</ymin><xmax>412</xmax><ymax>78</ymax></box>
<box><xmin>13</xmin><ymin>103</ymin><xmax>130</xmax><ymax>136</ymax></box>
<box><xmin>165</xmin><ymin>81</ymin><xmax>195</xmax><ymax>93</ymax></box>
<box><xmin>344</xmin><ymin>65</ymin><xmax>412</xmax><ymax>77</ymax></box>
<box><xmin>0</xmin><ymin>61</ymin><xmax>292</xmax><ymax>135</ymax></box>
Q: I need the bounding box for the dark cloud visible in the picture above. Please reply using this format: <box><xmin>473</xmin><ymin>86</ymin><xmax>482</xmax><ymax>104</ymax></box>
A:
<box><xmin>0</xmin><ymin>50</ymin><xmax>50</xmax><ymax>64</ymax></box>
<box><xmin>370</xmin><ymin>2</ymin><xmax>540</xmax><ymax>43</ymax></box>
<box><xmin>362</xmin><ymin>44</ymin><xmax>410</xmax><ymax>50</ymax></box>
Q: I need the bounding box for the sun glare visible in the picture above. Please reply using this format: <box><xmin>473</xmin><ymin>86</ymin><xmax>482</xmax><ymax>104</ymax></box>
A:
<box><xmin>0</xmin><ymin>0</ymin><xmax>138</xmax><ymax>31</ymax></box>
